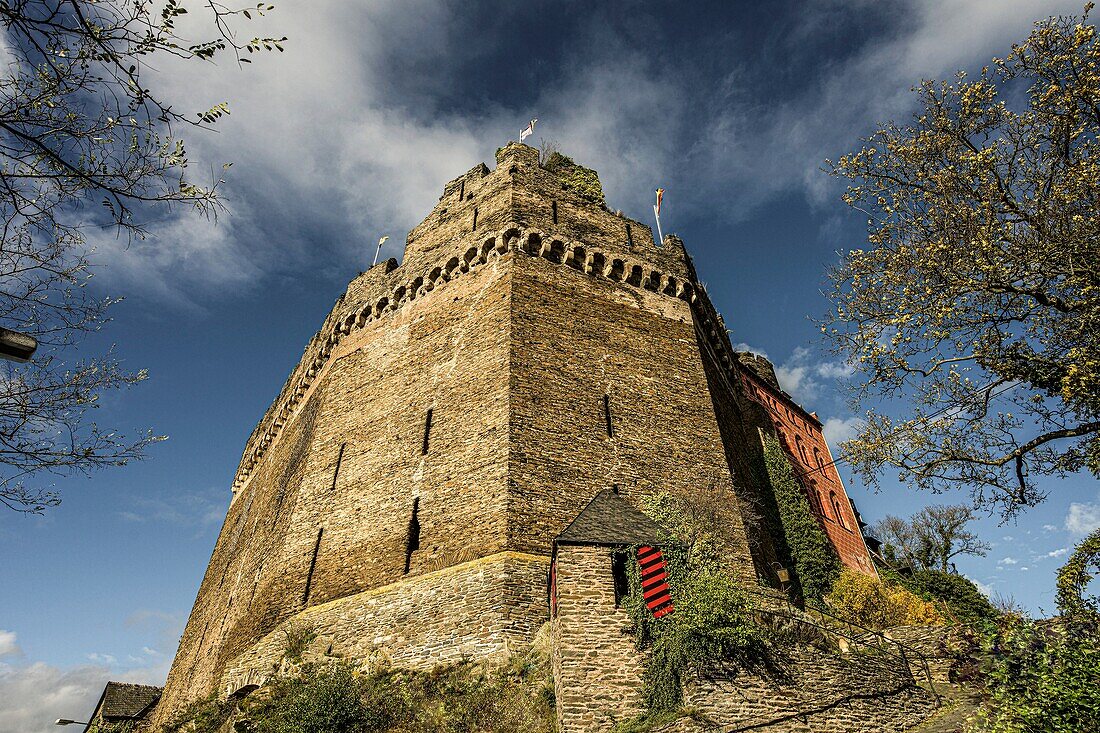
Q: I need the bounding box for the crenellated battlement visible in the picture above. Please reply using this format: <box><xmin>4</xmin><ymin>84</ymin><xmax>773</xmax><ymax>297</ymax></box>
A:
<box><xmin>229</xmin><ymin>146</ymin><xmax>699</xmax><ymax>499</ymax></box>
<box><xmin>231</xmin><ymin>223</ymin><xmax>700</xmax><ymax>497</ymax></box>
<box><xmin>400</xmin><ymin>142</ymin><xmax>679</xmax><ymax>276</ymax></box>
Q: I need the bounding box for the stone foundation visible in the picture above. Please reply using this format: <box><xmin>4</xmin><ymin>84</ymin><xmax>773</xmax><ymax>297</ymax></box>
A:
<box><xmin>219</xmin><ymin>551</ymin><xmax>549</xmax><ymax>695</ymax></box>
<box><xmin>658</xmin><ymin>645</ymin><xmax>940</xmax><ymax>732</ymax></box>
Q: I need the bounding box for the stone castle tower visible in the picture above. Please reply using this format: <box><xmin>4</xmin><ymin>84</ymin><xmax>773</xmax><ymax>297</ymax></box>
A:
<box><xmin>154</xmin><ymin>143</ymin><xmax>875</xmax><ymax>725</ymax></box>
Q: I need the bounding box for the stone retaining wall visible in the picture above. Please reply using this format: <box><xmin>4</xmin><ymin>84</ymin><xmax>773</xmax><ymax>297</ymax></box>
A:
<box><xmin>660</xmin><ymin>644</ymin><xmax>939</xmax><ymax>732</ymax></box>
<box><xmin>219</xmin><ymin>551</ymin><xmax>549</xmax><ymax>695</ymax></box>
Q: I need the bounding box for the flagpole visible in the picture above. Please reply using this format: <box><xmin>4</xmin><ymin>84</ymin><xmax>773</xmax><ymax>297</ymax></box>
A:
<box><xmin>372</xmin><ymin>236</ymin><xmax>389</xmax><ymax>267</ymax></box>
<box><xmin>653</xmin><ymin>205</ymin><xmax>664</xmax><ymax>246</ymax></box>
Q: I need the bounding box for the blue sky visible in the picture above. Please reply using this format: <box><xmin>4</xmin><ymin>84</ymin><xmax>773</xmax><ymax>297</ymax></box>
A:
<box><xmin>2</xmin><ymin>1</ymin><xmax>1098</xmax><ymax>729</ymax></box>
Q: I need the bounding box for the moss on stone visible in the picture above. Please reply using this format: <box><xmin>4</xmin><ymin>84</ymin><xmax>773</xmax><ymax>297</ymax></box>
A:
<box><xmin>542</xmin><ymin>152</ymin><xmax>606</xmax><ymax>207</ymax></box>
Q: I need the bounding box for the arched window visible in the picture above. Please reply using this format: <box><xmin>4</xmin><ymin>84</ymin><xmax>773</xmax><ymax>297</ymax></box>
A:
<box><xmin>795</xmin><ymin>434</ymin><xmax>808</xmax><ymax>463</ymax></box>
<box><xmin>807</xmin><ymin>480</ymin><xmax>823</xmax><ymax>517</ymax></box>
<box><xmin>830</xmin><ymin>492</ymin><xmax>849</xmax><ymax>530</ymax></box>
<box><xmin>814</xmin><ymin>447</ymin><xmax>825</xmax><ymax>472</ymax></box>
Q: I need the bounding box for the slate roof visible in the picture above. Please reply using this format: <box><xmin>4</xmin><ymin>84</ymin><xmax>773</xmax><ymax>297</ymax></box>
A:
<box><xmin>88</xmin><ymin>682</ymin><xmax>162</xmax><ymax>726</ymax></box>
<box><xmin>555</xmin><ymin>489</ymin><xmax>666</xmax><ymax>547</ymax></box>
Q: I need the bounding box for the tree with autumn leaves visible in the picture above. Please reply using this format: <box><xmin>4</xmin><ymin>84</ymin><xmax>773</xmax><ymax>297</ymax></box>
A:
<box><xmin>826</xmin><ymin>4</ymin><xmax>1100</xmax><ymax>519</ymax></box>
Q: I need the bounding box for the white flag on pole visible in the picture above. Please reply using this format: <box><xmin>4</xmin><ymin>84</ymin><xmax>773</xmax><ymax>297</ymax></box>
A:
<box><xmin>520</xmin><ymin>118</ymin><xmax>538</xmax><ymax>141</ymax></box>
<box><xmin>652</xmin><ymin>189</ymin><xmax>665</xmax><ymax>245</ymax></box>
<box><xmin>372</xmin><ymin>235</ymin><xmax>389</xmax><ymax>267</ymax></box>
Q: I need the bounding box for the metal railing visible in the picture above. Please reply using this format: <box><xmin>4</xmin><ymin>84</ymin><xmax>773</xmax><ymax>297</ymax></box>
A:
<box><xmin>740</xmin><ymin>585</ymin><xmax>941</xmax><ymax>695</ymax></box>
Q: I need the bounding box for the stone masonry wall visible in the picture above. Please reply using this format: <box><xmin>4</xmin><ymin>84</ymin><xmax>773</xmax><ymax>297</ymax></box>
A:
<box><xmin>157</xmin><ymin>255</ymin><xmax>516</xmax><ymax>721</ymax></box>
<box><xmin>550</xmin><ymin>542</ymin><xmax>939</xmax><ymax>733</ymax></box>
<box><xmin>221</xmin><ymin>551</ymin><xmax>549</xmax><ymax>696</ymax></box>
<box><xmin>552</xmin><ymin>544</ymin><xmax>647</xmax><ymax>733</ymax></box>
<box><xmin>696</xmin><ymin>329</ymin><xmax>789</xmax><ymax>584</ymax></box>
<box><xmin>509</xmin><ymin>253</ymin><xmax>756</xmax><ymax>578</ymax></box>
<box><xmin>884</xmin><ymin>625</ymin><xmax>960</xmax><ymax>686</ymax></box>
<box><xmin>677</xmin><ymin>646</ymin><xmax>938</xmax><ymax>732</ymax></box>
<box><xmin>404</xmin><ymin>143</ymin><xmax>686</xmax><ymax>281</ymax></box>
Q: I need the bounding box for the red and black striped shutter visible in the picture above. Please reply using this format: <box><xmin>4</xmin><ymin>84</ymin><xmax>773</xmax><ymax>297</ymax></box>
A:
<box><xmin>637</xmin><ymin>545</ymin><xmax>674</xmax><ymax>618</ymax></box>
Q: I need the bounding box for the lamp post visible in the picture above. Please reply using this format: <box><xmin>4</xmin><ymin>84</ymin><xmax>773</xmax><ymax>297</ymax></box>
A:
<box><xmin>771</xmin><ymin>561</ymin><xmax>791</xmax><ymax>587</ymax></box>
<box><xmin>0</xmin><ymin>326</ymin><xmax>36</xmax><ymax>362</ymax></box>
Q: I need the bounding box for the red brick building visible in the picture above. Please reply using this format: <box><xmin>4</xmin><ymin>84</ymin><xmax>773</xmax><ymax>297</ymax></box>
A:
<box><xmin>736</xmin><ymin>353</ymin><xmax>876</xmax><ymax>575</ymax></box>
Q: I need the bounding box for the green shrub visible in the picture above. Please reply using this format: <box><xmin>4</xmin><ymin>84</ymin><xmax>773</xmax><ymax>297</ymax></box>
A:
<box><xmin>824</xmin><ymin>569</ymin><xmax>944</xmax><ymax>630</ymax></box>
<box><xmin>761</xmin><ymin>434</ymin><xmax>841</xmax><ymax>603</ymax></box>
<box><xmin>363</xmin><ymin>653</ymin><xmax>554</xmax><ymax>733</ymax></box>
<box><xmin>972</xmin><ymin>616</ymin><xmax>1100</xmax><ymax>732</ymax></box>
<box><xmin>163</xmin><ymin>693</ymin><xmax>236</xmax><ymax>733</ymax></box>
<box><xmin>196</xmin><ymin>653</ymin><xmax>556</xmax><ymax>733</ymax></box>
<box><xmin>281</xmin><ymin>621</ymin><xmax>319</xmax><ymax>662</ymax></box>
<box><xmin>1055</xmin><ymin>527</ymin><xmax>1100</xmax><ymax>618</ymax></box>
<box><xmin>623</xmin><ymin>493</ymin><xmax>774</xmax><ymax>713</ymax></box>
<box><xmin>250</xmin><ymin>662</ymin><xmax>370</xmax><ymax>733</ymax></box>
<box><xmin>897</xmin><ymin>569</ymin><xmax>999</xmax><ymax>627</ymax></box>
<box><xmin>971</xmin><ymin>529</ymin><xmax>1100</xmax><ymax>732</ymax></box>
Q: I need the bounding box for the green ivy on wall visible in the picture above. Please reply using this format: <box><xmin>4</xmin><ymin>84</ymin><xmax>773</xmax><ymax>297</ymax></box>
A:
<box><xmin>760</xmin><ymin>434</ymin><xmax>841</xmax><ymax>604</ymax></box>
<box><xmin>617</xmin><ymin>492</ymin><xmax>775</xmax><ymax>717</ymax></box>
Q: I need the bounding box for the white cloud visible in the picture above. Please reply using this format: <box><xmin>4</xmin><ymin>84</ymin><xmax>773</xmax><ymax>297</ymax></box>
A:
<box><xmin>42</xmin><ymin>0</ymin><xmax>1079</xmax><ymax>307</ymax></box>
<box><xmin>967</xmin><ymin>576</ymin><xmax>995</xmax><ymax>599</ymax></box>
<box><xmin>0</xmin><ymin>659</ymin><xmax>169</xmax><ymax>733</ymax></box>
<box><xmin>773</xmin><ymin>347</ymin><xmax>855</xmax><ymax>405</ymax></box>
<box><xmin>773</xmin><ymin>351</ymin><xmax>815</xmax><ymax>402</ymax></box>
<box><xmin>998</xmin><ymin>557</ymin><xmax>1019</xmax><ymax>566</ymax></box>
<box><xmin>1066</xmin><ymin>500</ymin><xmax>1100</xmax><ymax>536</ymax></box>
<box><xmin>815</xmin><ymin>361</ymin><xmax>856</xmax><ymax>380</ymax></box>
<box><xmin>0</xmin><ymin>662</ymin><xmax>107</xmax><ymax>733</ymax></box>
<box><xmin>822</xmin><ymin>416</ymin><xmax>865</xmax><ymax>447</ymax></box>
<box><xmin>0</xmin><ymin>631</ymin><xmax>19</xmax><ymax>658</ymax></box>
<box><xmin>87</xmin><ymin>213</ymin><xmax>262</xmax><ymax>311</ymax></box>
<box><xmin>693</xmin><ymin>0</ymin><xmax>1084</xmax><ymax>213</ymax></box>
<box><xmin>731</xmin><ymin>343</ymin><xmax>767</xmax><ymax>358</ymax></box>
<box><xmin>86</xmin><ymin>653</ymin><xmax>116</xmax><ymax>665</ymax></box>
<box><xmin>728</xmin><ymin>343</ymin><xmax>862</xmax><ymax>446</ymax></box>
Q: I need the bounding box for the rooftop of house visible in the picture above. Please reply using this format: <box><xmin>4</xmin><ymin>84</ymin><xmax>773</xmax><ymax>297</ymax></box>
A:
<box><xmin>87</xmin><ymin>681</ymin><xmax>162</xmax><ymax>728</ymax></box>
<box><xmin>555</xmin><ymin>489</ymin><xmax>666</xmax><ymax>547</ymax></box>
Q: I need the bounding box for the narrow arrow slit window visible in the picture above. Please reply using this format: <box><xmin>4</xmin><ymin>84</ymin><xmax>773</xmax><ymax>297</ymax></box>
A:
<box><xmin>303</xmin><ymin>528</ymin><xmax>323</xmax><ymax>605</ymax></box>
<box><xmin>422</xmin><ymin>409</ymin><xmax>433</xmax><ymax>455</ymax></box>
<box><xmin>404</xmin><ymin>498</ymin><xmax>421</xmax><ymax>574</ymax></box>
<box><xmin>330</xmin><ymin>442</ymin><xmax>346</xmax><ymax>491</ymax></box>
